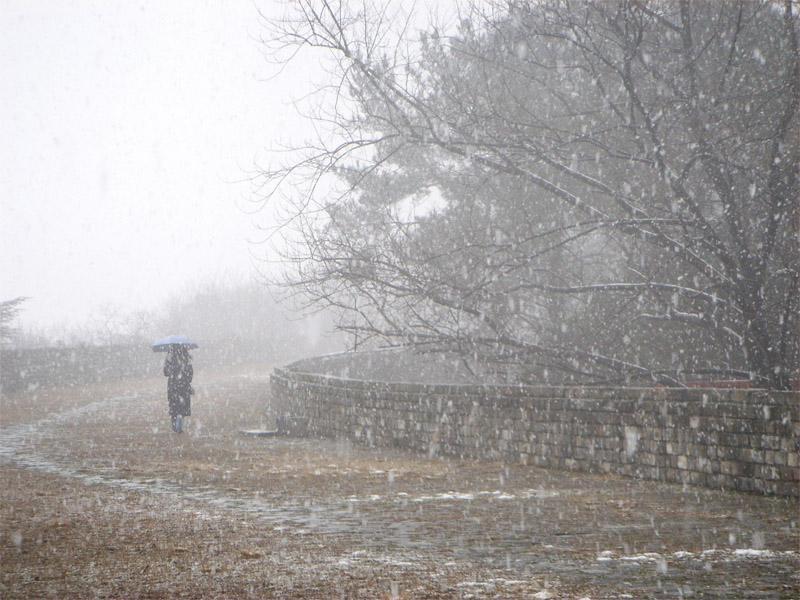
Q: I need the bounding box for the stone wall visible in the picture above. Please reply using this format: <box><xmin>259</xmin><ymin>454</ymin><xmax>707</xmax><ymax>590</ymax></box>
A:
<box><xmin>0</xmin><ymin>345</ymin><xmax>159</xmax><ymax>394</ymax></box>
<box><xmin>270</xmin><ymin>365</ymin><xmax>800</xmax><ymax>498</ymax></box>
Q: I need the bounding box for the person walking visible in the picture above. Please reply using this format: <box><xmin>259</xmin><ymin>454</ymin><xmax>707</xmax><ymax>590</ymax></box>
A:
<box><xmin>163</xmin><ymin>345</ymin><xmax>193</xmax><ymax>433</ymax></box>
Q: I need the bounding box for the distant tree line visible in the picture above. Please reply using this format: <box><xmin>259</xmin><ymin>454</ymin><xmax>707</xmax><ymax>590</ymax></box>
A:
<box><xmin>156</xmin><ymin>278</ymin><xmax>343</xmax><ymax>367</ymax></box>
<box><xmin>4</xmin><ymin>280</ymin><xmax>343</xmax><ymax>368</ymax></box>
<box><xmin>261</xmin><ymin>0</ymin><xmax>799</xmax><ymax>389</ymax></box>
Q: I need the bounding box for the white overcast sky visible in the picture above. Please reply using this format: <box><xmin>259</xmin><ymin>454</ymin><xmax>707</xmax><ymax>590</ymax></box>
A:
<box><xmin>0</xmin><ymin>0</ymin><xmax>323</xmax><ymax>330</ymax></box>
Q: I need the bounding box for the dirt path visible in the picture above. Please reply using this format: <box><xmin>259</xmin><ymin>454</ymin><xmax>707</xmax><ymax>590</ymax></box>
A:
<box><xmin>1</xmin><ymin>369</ymin><xmax>798</xmax><ymax>599</ymax></box>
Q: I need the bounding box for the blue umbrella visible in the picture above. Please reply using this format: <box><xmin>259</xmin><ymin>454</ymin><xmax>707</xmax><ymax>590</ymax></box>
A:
<box><xmin>151</xmin><ymin>335</ymin><xmax>199</xmax><ymax>352</ymax></box>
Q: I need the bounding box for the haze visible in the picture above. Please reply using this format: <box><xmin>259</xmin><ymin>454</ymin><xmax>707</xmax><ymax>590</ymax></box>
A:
<box><xmin>0</xmin><ymin>0</ymin><xmax>316</xmax><ymax>330</ymax></box>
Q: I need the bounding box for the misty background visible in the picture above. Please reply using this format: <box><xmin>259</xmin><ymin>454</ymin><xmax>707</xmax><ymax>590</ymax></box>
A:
<box><xmin>0</xmin><ymin>1</ymin><xmax>345</xmax><ymax>363</ymax></box>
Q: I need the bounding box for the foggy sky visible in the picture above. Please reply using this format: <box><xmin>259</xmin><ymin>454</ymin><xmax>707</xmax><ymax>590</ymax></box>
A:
<box><xmin>0</xmin><ymin>0</ymin><xmax>318</xmax><ymax>330</ymax></box>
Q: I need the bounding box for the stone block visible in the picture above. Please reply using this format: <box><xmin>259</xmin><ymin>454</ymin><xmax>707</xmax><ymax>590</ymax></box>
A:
<box><xmin>734</xmin><ymin>477</ymin><xmax>756</xmax><ymax>493</ymax></box>
<box><xmin>774</xmin><ymin>481</ymin><xmax>800</xmax><ymax>497</ymax></box>
<box><xmin>720</xmin><ymin>460</ymin><xmax>739</xmax><ymax>476</ymax></box>
<box><xmin>275</xmin><ymin>415</ymin><xmax>310</xmax><ymax>437</ymax></box>
<box><xmin>749</xmin><ymin>449</ymin><xmax>766</xmax><ymax>464</ymax></box>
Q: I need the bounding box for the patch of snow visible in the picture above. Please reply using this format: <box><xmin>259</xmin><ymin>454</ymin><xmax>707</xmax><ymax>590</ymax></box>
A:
<box><xmin>670</xmin><ymin>549</ymin><xmax>799</xmax><ymax>562</ymax></box>
<box><xmin>619</xmin><ymin>552</ymin><xmax>663</xmax><ymax>562</ymax></box>
<box><xmin>493</xmin><ymin>492</ymin><xmax>515</xmax><ymax>500</ymax></box>
<box><xmin>486</xmin><ymin>578</ymin><xmax>525</xmax><ymax>585</ymax></box>
<box><xmin>412</xmin><ymin>491</ymin><xmax>475</xmax><ymax>502</ymax></box>
<box><xmin>410</xmin><ymin>488</ymin><xmax>561</xmax><ymax>503</ymax></box>
<box><xmin>10</xmin><ymin>531</ymin><xmax>22</xmax><ymax>548</ymax></box>
<box><xmin>733</xmin><ymin>549</ymin><xmax>775</xmax><ymax>557</ymax></box>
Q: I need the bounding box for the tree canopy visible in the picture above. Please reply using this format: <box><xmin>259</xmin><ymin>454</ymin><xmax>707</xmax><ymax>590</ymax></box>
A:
<box><xmin>261</xmin><ymin>0</ymin><xmax>799</xmax><ymax>389</ymax></box>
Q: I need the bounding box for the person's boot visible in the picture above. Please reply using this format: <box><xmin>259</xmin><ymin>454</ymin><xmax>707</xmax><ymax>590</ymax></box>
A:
<box><xmin>171</xmin><ymin>414</ymin><xmax>183</xmax><ymax>433</ymax></box>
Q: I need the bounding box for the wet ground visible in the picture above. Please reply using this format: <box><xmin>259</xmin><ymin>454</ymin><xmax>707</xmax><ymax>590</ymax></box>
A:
<box><xmin>1</xmin><ymin>368</ymin><xmax>798</xmax><ymax>599</ymax></box>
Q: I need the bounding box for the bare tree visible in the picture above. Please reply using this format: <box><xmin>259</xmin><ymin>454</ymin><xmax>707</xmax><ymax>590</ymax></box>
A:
<box><xmin>260</xmin><ymin>0</ymin><xmax>799</xmax><ymax>389</ymax></box>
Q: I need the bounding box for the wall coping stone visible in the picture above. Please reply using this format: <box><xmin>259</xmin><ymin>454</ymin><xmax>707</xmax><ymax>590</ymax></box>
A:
<box><xmin>273</xmin><ymin>365</ymin><xmax>798</xmax><ymax>405</ymax></box>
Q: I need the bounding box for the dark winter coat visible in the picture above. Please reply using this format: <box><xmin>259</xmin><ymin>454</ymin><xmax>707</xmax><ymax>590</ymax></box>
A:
<box><xmin>164</xmin><ymin>348</ymin><xmax>193</xmax><ymax>416</ymax></box>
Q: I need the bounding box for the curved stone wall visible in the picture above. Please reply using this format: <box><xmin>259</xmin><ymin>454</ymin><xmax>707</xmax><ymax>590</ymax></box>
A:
<box><xmin>270</xmin><ymin>356</ymin><xmax>800</xmax><ymax>497</ymax></box>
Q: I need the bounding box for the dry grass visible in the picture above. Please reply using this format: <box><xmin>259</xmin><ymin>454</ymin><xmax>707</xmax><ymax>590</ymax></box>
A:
<box><xmin>1</xmin><ymin>368</ymin><xmax>798</xmax><ymax>599</ymax></box>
